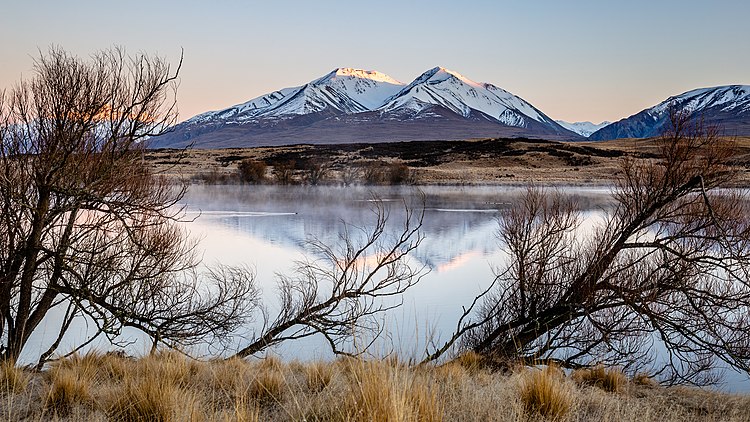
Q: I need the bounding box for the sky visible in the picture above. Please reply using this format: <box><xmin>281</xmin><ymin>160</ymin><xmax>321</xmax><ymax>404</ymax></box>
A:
<box><xmin>1</xmin><ymin>0</ymin><xmax>749</xmax><ymax>124</ymax></box>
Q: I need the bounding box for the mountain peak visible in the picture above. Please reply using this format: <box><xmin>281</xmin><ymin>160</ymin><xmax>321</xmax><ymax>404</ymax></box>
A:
<box><xmin>419</xmin><ymin>66</ymin><xmax>481</xmax><ymax>87</ymax></box>
<box><xmin>555</xmin><ymin>120</ymin><xmax>612</xmax><ymax>137</ymax></box>
<box><xmin>322</xmin><ymin>67</ymin><xmax>402</xmax><ymax>85</ymax></box>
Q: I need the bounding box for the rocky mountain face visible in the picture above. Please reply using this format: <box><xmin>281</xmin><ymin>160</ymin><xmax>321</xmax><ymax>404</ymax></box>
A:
<box><xmin>589</xmin><ymin>85</ymin><xmax>750</xmax><ymax>140</ymax></box>
<box><xmin>150</xmin><ymin>67</ymin><xmax>581</xmax><ymax>148</ymax></box>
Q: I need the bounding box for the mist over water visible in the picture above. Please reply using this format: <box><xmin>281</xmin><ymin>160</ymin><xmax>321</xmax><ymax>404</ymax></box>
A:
<box><xmin>180</xmin><ymin>185</ymin><xmax>615</xmax><ymax>359</ymax></box>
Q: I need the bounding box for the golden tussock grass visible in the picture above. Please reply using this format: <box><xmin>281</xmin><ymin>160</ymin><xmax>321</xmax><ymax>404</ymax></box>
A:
<box><xmin>0</xmin><ymin>360</ymin><xmax>29</xmax><ymax>394</ymax></box>
<box><xmin>519</xmin><ymin>366</ymin><xmax>574</xmax><ymax>420</ymax></box>
<box><xmin>342</xmin><ymin>359</ymin><xmax>443</xmax><ymax>422</ymax></box>
<box><xmin>451</xmin><ymin>351</ymin><xmax>485</xmax><ymax>374</ymax></box>
<box><xmin>1</xmin><ymin>353</ymin><xmax>750</xmax><ymax>421</ymax></box>
<box><xmin>633</xmin><ymin>372</ymin><xmax>660</xmax><ymax>388</ymax></box>
<box><xmin>303</xmin><ymin>360</ymin><xmax>334</xmax><ymax>392</ymax></box>
<box><xmin>249</xmin><ymin>369</ymin><xmax>286</xmax><ymax>405</ymax></box>
<box><xmin>106</xmin><ymin>378</ymin><xmax>181</xmax><ymax>422</ymax></box>
<box><xmin>572</xmin><ymin>365</ymin><xmax>628</xmax><ymax>393</ymax></box>
<box><xmin>44</xmin><ymin>366</ymin><xmax>93</xmax><ymax>414</ymax></box>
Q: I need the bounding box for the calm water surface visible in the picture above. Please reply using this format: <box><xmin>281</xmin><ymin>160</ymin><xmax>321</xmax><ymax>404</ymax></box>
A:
<box><xmin>25</xmin><ymin>184</ymin><xmax>749</xmax><ymax>391</ymax></box>
<box><xmin>181</xmin><ymin>185</ymin><xmax>613</xmax><ymax>359</ymax></box>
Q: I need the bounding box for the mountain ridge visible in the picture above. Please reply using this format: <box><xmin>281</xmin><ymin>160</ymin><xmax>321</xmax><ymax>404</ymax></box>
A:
<box><xmin>151</xmin><ymin>67</ymin><xmax>580</xmax><ymax>148</ymax></box>
<box><xmin>589</xmin><ymin>85</ymin><xmax>750</xmax><ymax>140</ymax></box>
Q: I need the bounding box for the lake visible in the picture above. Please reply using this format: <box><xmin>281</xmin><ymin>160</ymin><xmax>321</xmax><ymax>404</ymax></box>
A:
<box><xmin>24</xmin><ymin>184</ymin><xmax>750</xmax><ymax>391</ymax></box>
<box><xmin>180</xmin><ymin>184</ymin><xmax>613</xmax><ymax>360</ymax></box>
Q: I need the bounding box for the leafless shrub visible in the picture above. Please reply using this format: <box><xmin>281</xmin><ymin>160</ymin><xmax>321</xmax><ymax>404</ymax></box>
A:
<box><xmin>362</xmin><ymin>162</ymin><xmax>386</xmax><ymax>185</ymax></box>
<box><xmin>387</xmin><ymin>163</ymin><xmax>413</xmax><ymax>185</ymax></box>
<box><xmin>231</xmin><ymin>196</ymin><xmax>427</xmax><ymax>358</ymax></box>
<box><xmin>426</xmin><ymin>110</ymin><xmax>750</xmax><ymax>386</ymax></box>
<box><xmin>0</xmin><ymin>47</ymin><xmax>253</xmax><ymax>365</ymax></box>
<box><xmin>237</xmin><ymin>159</ymin><xmax>267</xmax><ymax>184</ymax></box>
<box><xmin>302</xmin><ymin>160</ymin><xmax>329</xmax><ymax>185</ymax></box>
<box><xmin>273</xmin><ymin>160</ymin><xmax>296</xmax><ymax>185</ymax></box>
<box><xmin>340</xmin><ymin>165</ymin><xmax>361</xmax><ymax>186</ymax></box>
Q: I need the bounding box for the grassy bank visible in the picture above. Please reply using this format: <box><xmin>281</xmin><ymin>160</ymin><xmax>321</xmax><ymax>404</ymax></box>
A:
<box><xmin>145</xmin><ymin>137</ymin><xmax>750</xmax><ymax>187</ymax></box>
<box><xmin>1</xmin><ymin>352</ymin><xmax>749</xmax><ymax>421</ymax></box>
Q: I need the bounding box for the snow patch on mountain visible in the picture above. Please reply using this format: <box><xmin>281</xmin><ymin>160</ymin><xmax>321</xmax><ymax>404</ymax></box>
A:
<box><xmin>588</xmin><ymin>85</ymin><xmax>750</xmax><ymax>141</ymax></box>
<box><xmin>555</xmin><ymin>120</ymin><xmax>611</xmax><ymax>137</ymax></box>
<box><xmin>650</xmin><ymin>85</ymin><xmax>750</xmax><ymax>116</ymax></box>
<box><xmin>181</xmin><ymin>67</ymin><xmax>576</xmax><ymax>137</ymax></box>
<box><xmin>380</xmin><ymin>67</ymin><xmax>552</xmax><ymax>127</ymax></box>
<box><xmin>192</xmin><ymin>68</ymin><xmax>405</xmax><ymax>124</ymax></box>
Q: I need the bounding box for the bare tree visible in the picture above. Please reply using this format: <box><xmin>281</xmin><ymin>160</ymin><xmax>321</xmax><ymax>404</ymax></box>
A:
<box><xmin>0</xmin><ymin>47</ymin><xmax>252</xmax><ymax>365</ymax></box>
<box><xmin>340</xmin><ymin>165</ymin><xmax>360</xmax><ymax>186</ymax></box>
<box><xmin>302</xmin><ymin>159</ymin><xmax>329</xmax><ymax>186</ymax></box>
<box><xmin>273</xmin><ymin>160</ymin><xmax>296</xmax><ymax>185</ymax></box>
<box><xmin>427</xmin><ymin>110</ymin><xmax>750</xmax><ymax>385</ymax></box>
<box><xmin>232</xmin><ymin>198</ymin><xmax>426</xmax><ymax>358</ymax></box>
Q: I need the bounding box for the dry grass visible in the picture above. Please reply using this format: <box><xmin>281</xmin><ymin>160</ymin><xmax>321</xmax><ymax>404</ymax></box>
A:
<box><xmin>106</xmin><ymin>378</ymin><xmax>180</xmax><ymax>422</ymax></box>
<box><xmin>342</xmin><ymin>359</ymin><xmax>443</xmax><ymax>422</ymax></box>
<box><xmin>44</xmin><ymin>366</ymin><xmax>93</xmax><ymax>414</ymax></box>
<box><xmin>303</xmin><ymin>360</ymin><xmax>334</xmax><ymax>392</ymax></box>
<box><xmin>145</xmin><ymin>137</ymin><xmax>750</xmax><ymax>187</ymax></box>
<box><xmin>519</xmin><ymin>366</ymin><xmax>573</xmax><ymax>420</ymax></box>
<box><xmin>572</xmin><ymin>365</ymin><xmax>628</xmax><ymax>393</ymax></box>
<box><xmin>451</xmin><ymin>351</ymin><xmax>486</xmax><ymax>374</ymax></box>
<box><xmin>249</xmin><ymin>369</ymin><xmax>286</xmax><ymax>405</ymax></box>
<box><xmin>633</xmin><ymin>372</ymin><xmax>660</xmax><ymax>388</ymax></box>
<box><xmin>0</xmin><ymin>360</ymin><xmax>29</xmax><ymax>394</ymax></box>
<box><xmin>0</xmin><ymin>354</ymin><xmax>748</xmax><ymax>421</ymax></box>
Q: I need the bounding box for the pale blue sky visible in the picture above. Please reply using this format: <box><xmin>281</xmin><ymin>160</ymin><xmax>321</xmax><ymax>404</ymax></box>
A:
<box><xmin>1</xmin><ymin>0</ymin><xmax>748</xmax><ymax>123</ymax></box>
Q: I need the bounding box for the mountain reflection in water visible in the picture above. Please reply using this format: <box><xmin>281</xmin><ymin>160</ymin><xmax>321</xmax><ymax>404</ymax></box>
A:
<box><xmin>181</xmin><ymin>185</ymin><xmax>614</xmax><ymax>359</ymax></box>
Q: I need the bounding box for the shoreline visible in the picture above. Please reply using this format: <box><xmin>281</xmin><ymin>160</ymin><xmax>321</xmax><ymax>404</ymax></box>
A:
<box><xmin>146</xmin><ymin>137</ymin><xmax>750</xmax><ymax>188</ymax></box>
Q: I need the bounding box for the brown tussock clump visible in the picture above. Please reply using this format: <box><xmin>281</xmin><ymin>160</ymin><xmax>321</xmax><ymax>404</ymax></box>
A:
<box><xmin>107</xmin><ymin>378</ymin><xmax>180</xmax><ymax>422</ymax></box>
<box><xmin>140</xmin><ymin>350</ymin><xmax>202</xmax><ymax>388</ymax></box>
<box><xmin>343</xmin><ymin>359</ymin><xmax>443</xmax><ymax>422</ymax></box>
<box><xmin>207</xmin><ymin>357</ymin><xmax>252</xmax><ymax>394</ymax></box>
<box><xmin>0</xmin><ymin>361</ymin><xmax>29</xmax><ymax>394</ymax></box>
<box><xmin>99</xmin><ymin>352</ymin><xmax>133</xmax><ymax>381</ymax></box>
<box><xmin>44</xmin><ymin>367</ymin><xmax>93</xmax><ymax>415</ymax></box>
<box><xmin>519</xmin><ymin>366</ymin><xmax>574</xmax><ymax>420</ymax></box>
<box><xmin>303</xmin><ymin>360</ymin><xmax>334</xmax><ymax>392</ymax></box>
<box><xmin>572</xmin><ymin>365</ymin><xmax>628</xmax><ymax>393</ymax></box>
<box><xmin>451</xmin><ymin>351</ymin><xmax>486</xmax><ymax>374</ymax></box>
<box><xmin>226</xmin><ymin>394</ymin><xmax>260</xmax><ymax>422</ymax></box>
<box><xmin>257</xmin><ymin>355</ymin><xmax>284</xmax><ymax>373</ymax></box>
<box><xmin>249</xmin><ymin>369</ymin><xmax>286</xmax><ymax>405</ymax></box>
<box><xmin>633</xmin><ymin>372</ymin><xmax>660</xmax><ymax>388</ymax></box>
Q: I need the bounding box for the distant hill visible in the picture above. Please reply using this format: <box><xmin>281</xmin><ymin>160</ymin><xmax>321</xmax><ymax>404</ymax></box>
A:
<box><xmin>150</xmin><ymin>67</ymin><xmax>581</xmax><ymax>148</ymax></box>
<box><xmin>589</xmin><ymin>85</ymin><xmax>750</xmax><ymax>140</ymax></box>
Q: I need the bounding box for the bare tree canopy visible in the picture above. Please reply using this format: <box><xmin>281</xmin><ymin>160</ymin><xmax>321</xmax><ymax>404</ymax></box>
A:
<box><xmin>428</xmin><ymin>110</ymin><xmax>750</xmax><ymax>385</ymax></box>
<box><xmin>233</xmin><ymin>198</ymin><xmax>426</xmax><ymax>358</ymax></box>
<box><xmin>0</xmin><ymin>47</ymin><xmax>252</xmax><ymax>364</ymax></box>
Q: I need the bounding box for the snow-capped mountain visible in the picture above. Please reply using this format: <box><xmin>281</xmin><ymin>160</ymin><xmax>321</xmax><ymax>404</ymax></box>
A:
<box><xmin>192</xmin><ymin>68</ymin><xmax>404</xmax><ymax>124</ymax></box>
<box><xmin>555</xmin><ymin>120</ymin><xmax>611</xmax><ymax>137</ymax></box>
<box><xmin>589</xmin><ymin>85</ymin><xmax>750</xmax><ymax>140</ymax></box>
<box><xmin>380</xmin><ymin>67</ymin><xmax>556</xmax><ymax>127</ymax></box>
<box><xmin>151</xmin><ymin>67</ymin><xmax>580</xmax><ymax>148</ymax></box>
